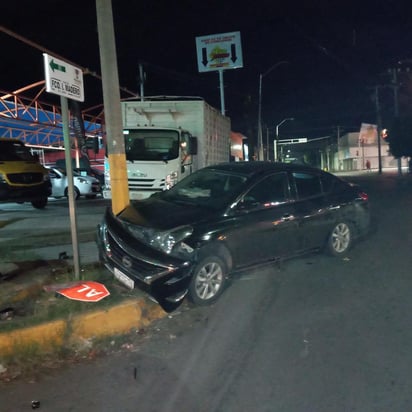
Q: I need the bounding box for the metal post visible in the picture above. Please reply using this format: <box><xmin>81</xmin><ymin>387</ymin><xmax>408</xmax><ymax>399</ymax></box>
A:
<box><xmin>257</xmin><ymin>61</ymin><xmax>288</xmax><ymax>161</ymax></box>
<box><xmin>219</xmin><ymin>69</ymin><xmax>225</xmax><ymax>116</ymax></box>
<box><xmin>61</xmin><ymin>96</ymin><xmax>81</xmax><ymax>280</ymax></box>
<box><xmin>257</xmin><ymin>74</ymin><xmax>263</xmax><ymax>160</ymax></box>
<box><xmin>275</xmin><ymin>117</ymin><xmax>294</xmax><ymax>161</ymax></box>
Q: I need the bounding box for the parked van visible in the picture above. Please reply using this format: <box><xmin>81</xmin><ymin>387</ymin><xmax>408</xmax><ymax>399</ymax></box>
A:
<box><xmin>0</xmin><ymin>138</ymin><xmax>51</xmax><ymax>208</ymax></box>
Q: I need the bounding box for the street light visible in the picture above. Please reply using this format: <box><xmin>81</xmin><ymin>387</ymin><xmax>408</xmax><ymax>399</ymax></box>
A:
<box><xmin>257</xmin><ymin>60</ymin><xmax>288</xmax><ymax>160</ymax></box>
<box><xmin>274</xmin><ymin>117</ymin><xmax>294</xmax><ymax>161</ymax></box>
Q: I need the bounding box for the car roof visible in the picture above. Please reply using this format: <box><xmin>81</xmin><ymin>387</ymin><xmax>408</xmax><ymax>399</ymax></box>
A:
<box><xmin>204</xmin><ymin>161</ymin><xmax>326</xmax><ymax>177</ymax></box>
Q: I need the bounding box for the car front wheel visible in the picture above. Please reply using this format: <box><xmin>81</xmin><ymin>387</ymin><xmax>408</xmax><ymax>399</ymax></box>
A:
<box><xmin>31</xmin><ymin>197</ymin><xmax>48</xmax><ymax>209</ymax></box>
<box><xmin>64</xmin><ymin>187</ymin><xmax>81</xmax><ymax>200</ymax></box>
<box><xmin>188</xmin><ymin>256</ymin><xmax>227</xmax><ymax>306</ymax></box>
<box><xmin>327</xmin><ymin>222</ymin><xmax>352</xmax><ymax>256</ymax></box>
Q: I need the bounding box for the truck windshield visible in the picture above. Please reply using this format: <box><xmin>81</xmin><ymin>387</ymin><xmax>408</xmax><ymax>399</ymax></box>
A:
<box><xmin>124</xmin><ymin>129</ymin><xmax>180</xmax><ymax>161</ymax></box>
<box><xmin>0</xmin><ymin>141</ymin><xmax>36</xmax><ymax>161</ymax></box>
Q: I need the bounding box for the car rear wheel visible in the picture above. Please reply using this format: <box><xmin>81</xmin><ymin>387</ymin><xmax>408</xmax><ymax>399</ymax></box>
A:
<box><xmin>188</xmin><ymin>256</ymin><xmax>227</xmax><ymax>306</ymax></box>
<box><xmin>327</xmin><ymin>222</ymin><xmax>352</xmax><ymax>256</ymax></box>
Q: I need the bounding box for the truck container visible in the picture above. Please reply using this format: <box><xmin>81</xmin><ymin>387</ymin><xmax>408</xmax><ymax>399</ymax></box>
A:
<box><xmin>103</xmin><ymin>97</ymin><xmax>231</xmax><ymax>200</ymax></box>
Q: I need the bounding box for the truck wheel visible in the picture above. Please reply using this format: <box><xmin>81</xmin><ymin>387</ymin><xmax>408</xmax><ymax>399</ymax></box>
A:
<box><xmin>327</xmin><ymin>221</ymin><xmax>352</xmax><ymax>256</ymax></box>
<box><xmin>188</xmin><ymin>255</ymin><xmax>227</xmax><ymax>306</ymax></box>
<box><xmin>31</xmin><ymin>197</ymin><xmax>48</xmax><ymax>209</ymax></box>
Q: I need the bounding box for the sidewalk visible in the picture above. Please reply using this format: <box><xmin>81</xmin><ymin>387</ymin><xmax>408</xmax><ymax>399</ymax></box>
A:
<box><xmin>0</xmin><ymin>241</ymin><xmax>99</xmax><ymax>278</ymax></box>
<box><xmin>0</xmin><ymin>225</ymin><xmax>167</xmax><ymax>363</ymax></box>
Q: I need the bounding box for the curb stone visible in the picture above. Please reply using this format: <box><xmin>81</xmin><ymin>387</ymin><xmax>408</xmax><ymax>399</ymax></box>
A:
<box><xmin>0</xmin><ymin>298</ymin><xmax>166</xmax><ymax>358</ymax></box>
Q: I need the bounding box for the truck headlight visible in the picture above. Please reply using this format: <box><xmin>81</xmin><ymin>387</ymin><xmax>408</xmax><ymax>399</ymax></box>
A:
<box><xmin>104</xmin><ymin>171</ymin><xmax>111</xmax><ymax>189</ymax></box>
<box><xmin>165</xmin><ymin>171</ymin><xmax>178</xmax><ymax>190</ymax></box>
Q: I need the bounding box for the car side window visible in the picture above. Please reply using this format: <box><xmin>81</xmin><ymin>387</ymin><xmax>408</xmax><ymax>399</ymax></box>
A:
<box><xmin>49</xmin><ymin>170</ymin><xmax>59</xmax><ymax>179</ymax></box>
<box><xmin>320</xmin><ymin>173</ymin><xmax>347</xmax><ymax>193</ymax></box>
<box><xmin>293</xmin><ymin>172</ymin><xmax>322</xmax><ymax>199</ymax></box>
<box><xmin>243</xmin><ymin>172</ymin><xmax>289</xmax><ymax>208</ymax></box>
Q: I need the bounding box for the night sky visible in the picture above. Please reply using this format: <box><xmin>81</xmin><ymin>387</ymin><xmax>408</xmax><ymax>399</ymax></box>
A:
<box><xmin>2</xmin><ymin>0</ymin><xmax>412</xmax><ymax>144</ymax></box>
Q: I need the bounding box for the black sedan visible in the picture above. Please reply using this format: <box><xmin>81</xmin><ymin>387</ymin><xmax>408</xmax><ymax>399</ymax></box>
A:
<box><xmin>96</xmin><ymin>162</ymin><xmax>370</xmax><ymax>312</ymax></box>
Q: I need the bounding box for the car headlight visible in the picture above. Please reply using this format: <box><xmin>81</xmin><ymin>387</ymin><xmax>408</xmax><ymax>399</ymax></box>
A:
<box><xmin>0</xmin><ymin>173</ymin><xmax>6</xmax><ymax>183</ymax></box>
<box><xmin>77</xmin><ymin>178</ymin><xmax>89</xmax><ymax>184</ymax></box>
<box><xmin>150</xmin><ymin>225</ymin><xmax>193</xmax><ymax>254</ymax></box>
<box><xmin>126</xmin><ymin>223</ymin><xmax>193</xmax><ymax>254</ymax></box>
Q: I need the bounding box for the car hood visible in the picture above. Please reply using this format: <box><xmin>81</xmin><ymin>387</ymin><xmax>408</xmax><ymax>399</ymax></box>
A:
<box><xmin>118</xmin><ymin>197</ymin><xmax>216</xmax><ymax>230</ymax></box>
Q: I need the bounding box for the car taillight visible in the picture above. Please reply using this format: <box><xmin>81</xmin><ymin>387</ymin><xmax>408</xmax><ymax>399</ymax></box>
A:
<box><xmin>358</xmin><ymin>191</ymin><xmax>368</xmax><ymax>201</ymax></box>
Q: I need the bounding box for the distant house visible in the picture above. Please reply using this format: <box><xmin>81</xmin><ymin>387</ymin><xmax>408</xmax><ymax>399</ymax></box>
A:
<box><xmin>230</xmin><ymin>131</ymin><xmax>247</xmax><ymax>161</ymax></box>
<box><xmin>333</xmin><ymin>123</ymin><xmax>408</xmax><ymax>171</ymax></box>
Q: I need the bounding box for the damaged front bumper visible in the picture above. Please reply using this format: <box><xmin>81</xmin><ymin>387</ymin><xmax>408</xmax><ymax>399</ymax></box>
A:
<box><xmin>96</xmin><ymin>208</ymin><xmax>193</xmax><ymax>312</ymax></box>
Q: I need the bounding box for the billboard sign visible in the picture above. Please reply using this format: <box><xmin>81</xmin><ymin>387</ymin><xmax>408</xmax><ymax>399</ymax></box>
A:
<box><xmin>196</xmin><ymin>31</ymin><xmax>243</xmax><ymax>73</ymax></box>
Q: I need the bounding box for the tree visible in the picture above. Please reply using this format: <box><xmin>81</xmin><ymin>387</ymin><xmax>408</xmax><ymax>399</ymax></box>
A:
<box><xmin>386</xmin><ymin>115</ymin><xmax>412</xmax><ymax>158</ymax></box>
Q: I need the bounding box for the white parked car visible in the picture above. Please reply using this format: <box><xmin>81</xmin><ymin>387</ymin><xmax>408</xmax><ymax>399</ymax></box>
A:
<box><xmin>48</xmin><ymin>167</ymin><xmax>101</xmax><ymax>199</ymax></box>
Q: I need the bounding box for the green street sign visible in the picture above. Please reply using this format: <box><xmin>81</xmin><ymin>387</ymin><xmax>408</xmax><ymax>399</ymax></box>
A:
<box><xmin>43</xmin><ymin>53</ymin><xmax>84</xmax><ymax>102</ymax></box>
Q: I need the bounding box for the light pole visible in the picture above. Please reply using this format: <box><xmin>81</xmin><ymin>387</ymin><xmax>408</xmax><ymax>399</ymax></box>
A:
<box><xmin>274</xmin><ymin>117</ymin><xmax>294</xmax><ymax>161</ymax></box>
<box><xmin>257</xmin><ymin>60</ymin><xmax>288</xmax><ymax>160</ymax></box>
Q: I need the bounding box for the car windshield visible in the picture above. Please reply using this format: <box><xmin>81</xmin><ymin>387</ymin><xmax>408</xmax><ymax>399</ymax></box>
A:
<box><xmin>161</xmin><ymin>168</ymin><xmax>248</xmax><ymax>209</ymax></box>
<box><xmin>0</xmin><ymin>141</ymin><xmax>36</xmax><ymax>161</ymax></box>
<box><xmin>124</xmin><ymin>129</ymin><xmax>180</xmax><ymax>161</ymax></box>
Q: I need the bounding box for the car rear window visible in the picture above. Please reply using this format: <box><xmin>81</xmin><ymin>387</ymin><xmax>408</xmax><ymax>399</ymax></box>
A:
<box><xmin>293</xmin><ymin>172</ymin><xmax>322</xmax><ymax>199</ymax></box>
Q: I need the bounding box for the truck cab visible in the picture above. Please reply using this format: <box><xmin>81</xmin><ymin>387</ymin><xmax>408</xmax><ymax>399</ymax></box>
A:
<box><xmin>103</xmin><ymin>127</ymin><xmax>197</xmax><ymax>200</ymax></box>
<box><xmin>0</xmin><ymin>138</ymin><xmax>52</xmax><ymax>208</ymax></box>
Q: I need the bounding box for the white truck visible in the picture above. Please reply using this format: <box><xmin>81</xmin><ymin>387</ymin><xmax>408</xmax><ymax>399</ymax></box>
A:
<box><xmin>103</xmin><ymin>98</ymin><xmax>231</xmax><ymax>200</ymax></box>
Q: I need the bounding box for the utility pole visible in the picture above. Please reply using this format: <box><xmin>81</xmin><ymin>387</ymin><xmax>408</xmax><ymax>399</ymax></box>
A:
<box><xmin>96</xmin><ymin>0</ymin><xmax>130</xmax><ymax>214</ymax></box>
<box><xmin>336</xmin><ymin>125</ymin><xmax>341</xmax><ymax>171</ymax></box>
<box><xmin>138</xmin><ymin>62</ymin><xmax>145</xmax><ymax>102</ymax></box>
<box><xmin>391</xmin><ymin>68</ymin><xmax>402</xmax><ymax>175</ymax></box>
<box><xmin>374</xmin><ymin>86</ymin><xmax>383</xmax><ymax>174</ymax></box>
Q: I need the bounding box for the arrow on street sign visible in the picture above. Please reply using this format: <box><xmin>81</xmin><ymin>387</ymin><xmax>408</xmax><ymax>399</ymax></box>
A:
<box><xmin>49</xmin><ymin>59</ymin><xmax>66</xmax><ymax>73</ymax></box>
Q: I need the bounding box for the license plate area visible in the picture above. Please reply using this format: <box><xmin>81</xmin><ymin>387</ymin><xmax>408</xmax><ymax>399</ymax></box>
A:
<box><xmin>114</xmin><ymin>267</ymin><xmax>135</xmax><ymax>289</ymax></box>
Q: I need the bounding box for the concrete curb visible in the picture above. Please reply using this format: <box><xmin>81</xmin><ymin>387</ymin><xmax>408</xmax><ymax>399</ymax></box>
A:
<box><xmin>0</xmin><ymin>262</ymin><xmax>18</xmax><ymax>279</ymax></box>
<box><xmin>0</xmin><ymin>298</ymin><xmax>166</xmax><ymax>357</ymax></box>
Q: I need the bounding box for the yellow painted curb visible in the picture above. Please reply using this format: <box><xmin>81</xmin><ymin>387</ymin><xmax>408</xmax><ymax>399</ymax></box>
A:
<box><xmin>70</xmin><ymin>299</ymin><xmax>164</xmax><ymax>340</ymax></box>
<box><xmin>0</xmin><ymin>299</ymin><xmax>166</xmax><ymax>358</ymax></box>
<box><xmin>0</xmin><ymin>320</ymin><xmax>66</xmax><ymax>357</ymax></box>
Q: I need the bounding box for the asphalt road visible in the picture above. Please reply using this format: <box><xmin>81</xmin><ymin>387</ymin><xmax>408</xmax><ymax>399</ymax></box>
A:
<box><xmin>1</xmin><ymin>172</ymin><xmax>412</xmax><ymax>412</ymax></box>
<box><xmin>0</xmin><ymin>196</ymin><xmax>110</xmax><ymax>255</ymax></box>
